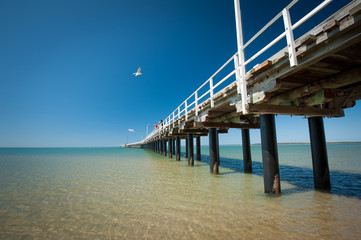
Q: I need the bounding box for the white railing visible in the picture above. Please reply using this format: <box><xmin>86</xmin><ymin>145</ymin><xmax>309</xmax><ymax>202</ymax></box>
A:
<box><xmin>144</xmin><ymin>0</ymin><xmax>335</xmax><ymax>143</ymax></box>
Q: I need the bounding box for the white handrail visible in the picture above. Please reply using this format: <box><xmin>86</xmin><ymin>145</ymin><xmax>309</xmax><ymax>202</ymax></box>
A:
<box><xmin>199</xmin><ymin>89</ymin><xmax>211</xmax><ymax>102</ymax></box>
<box><xmin>143</xmin><ymin>0</ymin><xmax>337</xmax><ymax>142</ymax></box>
<box><xmin>293</xmin><ymin>0</ymin><xmax>333</xmax><ymax>29</ymax></box>
<box><xmin>213</xmin><ymin>70</ymin><xmax>237</xmax><ymax>90</ymax></box>
<box><xmin>210</xmin><ymin>54</ymin><xmax>237</xmax><ymax>80</ymax></box>
<box><xmin>209</xmin><ymin>78</ymin><xmax>214</xmax><ymax>108</ymax></box>
<box><xmin>243</xmin><ymin>1</ymin><xmax>299</xmax><ymax>50</ymax></box>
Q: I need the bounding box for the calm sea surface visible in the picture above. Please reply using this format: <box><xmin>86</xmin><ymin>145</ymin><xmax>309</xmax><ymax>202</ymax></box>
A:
<box><xmin>1</xmin><ymin>144</ymin><xmax>361</xmax><ymax>239</ymax></box>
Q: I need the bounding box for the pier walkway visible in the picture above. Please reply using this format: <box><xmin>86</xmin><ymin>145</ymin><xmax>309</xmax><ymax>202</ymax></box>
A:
<box><xmin>127</xmin><ymin>0</ymin><xmax>361</xmax><ymax>193</ymax></box>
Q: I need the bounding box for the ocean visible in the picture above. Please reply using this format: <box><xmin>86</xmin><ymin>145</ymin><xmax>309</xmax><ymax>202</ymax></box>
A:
<box><xmin>0</xmin><ymin>144</ymin><xmax>360</xmax><ymax>239</ymax></box>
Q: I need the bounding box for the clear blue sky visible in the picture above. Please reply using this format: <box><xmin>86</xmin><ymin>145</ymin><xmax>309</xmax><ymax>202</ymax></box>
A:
<box><xmin>0</xmin><ymin>0</ymin><xmax>358</xmax><ymax>147</ymax></box>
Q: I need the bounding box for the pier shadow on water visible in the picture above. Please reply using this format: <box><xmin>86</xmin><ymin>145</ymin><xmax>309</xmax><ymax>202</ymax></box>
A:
<box><xmin>172</xmin><ymin>152</ymin><xmax>361</xmax><ymax>199</ymax></box>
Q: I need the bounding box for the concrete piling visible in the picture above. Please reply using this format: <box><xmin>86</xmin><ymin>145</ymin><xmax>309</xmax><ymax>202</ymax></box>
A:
<box><xmin>187</xmin><ymin>133</ymin><xmax>194</xmax><ymax>166</ymax></box>
<box><xmin>196</xmin><ymin>136</ymin><xmax>201</xmax><ymax>161</ymax></box>
<box><xmin>168</xmin><ymin>138</ymin><xmax>173</xmax><ymax>158</ymax></box>
<box><xmin>176</xmin><ymin>137</ymin><xmax>181</xmax><ymax>161</ymax></box>
<box><xmin>242</xmin><ymin>129</ymin><xmax>252</xmax><ymax>173</ymax></box>
<box><xmin>209</xmin><ymin>128</ymin><xmax>219</xmax><ymax>174</ymax></box>
<box><xmin>308</xmin><ymin>117</ymin><xmax>331</xmax><ymax>189</ymax></box>
<box><xmin>260</xmin><ymin>114</ymin><xmax>281</xmax><ymax>194</ymax></box>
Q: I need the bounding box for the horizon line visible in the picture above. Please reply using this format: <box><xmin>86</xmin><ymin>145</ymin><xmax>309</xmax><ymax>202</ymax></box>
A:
<box><xmin>2</xmin><ymin>141</ymin><xmax>361</xmax><ymax>148</ymax></box>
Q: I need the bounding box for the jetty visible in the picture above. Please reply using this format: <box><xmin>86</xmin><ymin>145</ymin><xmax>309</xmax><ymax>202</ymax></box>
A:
<box><xmin>126</xmin><ymin>0</ymin><xmax>361</xmax><ymax>194</ymax></box>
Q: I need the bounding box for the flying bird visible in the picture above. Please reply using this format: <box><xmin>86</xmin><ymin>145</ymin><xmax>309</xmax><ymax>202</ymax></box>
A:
<box><xmin>133</xmin><ymin>67</ymin><xmax>142</xmax><ymax>76</ymax></box>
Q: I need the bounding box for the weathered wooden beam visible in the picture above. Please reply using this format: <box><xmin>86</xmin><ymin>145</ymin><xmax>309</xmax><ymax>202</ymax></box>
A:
<box><xmin>194</xmin><ymin>121</ymin><xmax>260</xmax><ymax>129</ymax></box>
<box><xmin>323</xmin><ymin>19</ymin><xmax>340</xmax><ymax>32</ymax></box>
<box><xmin>207</xmin><ymin>111</ymin><xmax>229</xmax><ymax>117</ymax></box>
<box><xmin>299</xmin><ymin>34</ymin><xmax>317</xmax><ymax>46</ymax></box>
<box><xmin>170</xmin><ymin>132</ymin><xmax>208</xmax><ymax>137</ymax></box>
<box><xmin>268</xmin><ymin>66</ymin><xmax>361</xmax><ymax>105</ymax></box>
<box><xmin>183</xmin><ymin>121</ymin><xmax>194</xmax><ymax>129</ymax></box>
<box><xmin>340</xmin><ymin>85</ymin><xmax>361</xmax><ymax>107</ymax></box>
<box><xmin>249</xmin><ymin>91</ymin><xmax>270</xmax><ymax>104</ymax></box>
<box><xmin>297</xmin><ymin>89</ymin><xmax>334</xmax><ymax>106</ymax></box>
<box><xmin>206</xmin><ymin>111</ymin><xmax>239</xmax><ymax>122</ymax></box>
<box><xmin>218</xmin><ymin>129</ymin><xmax>229</xmax><ymax>134</ymax></box>
<box><xmin>305</xmin><ymin>66</ymin><xmax>340</xmax><ymax>74</ymax></box>
<box><xmin>250</xmin><ymin>77</ymin><xmax>282</xmax><ymax>94</ymax></box>
<box><xmin>249</xmin><ymin>60</ymin><xmax>273</xmax><ymax>76</ymax></box>
<box><xmin>181</xmin><ymin>129</ymin><xmax>208</xmax><ymax>133</ymax></box>
<box><xmin>249</xmin><ymin>104</ymin><xmax>344</xmax><ymax>117</ymax></box>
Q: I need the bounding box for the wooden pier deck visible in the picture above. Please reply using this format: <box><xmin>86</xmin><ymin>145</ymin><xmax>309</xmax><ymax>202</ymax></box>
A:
<box><xmin>142</xmin><ymin>0</ymin><xmax>361</xmax><ymax>142</ymax></box>
<box><xmin>127</xmin><ymin>0</ymin><xmax>361</xmax><ymax>193</ymax></box>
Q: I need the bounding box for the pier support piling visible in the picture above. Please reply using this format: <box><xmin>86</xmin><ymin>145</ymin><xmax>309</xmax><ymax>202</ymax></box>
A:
<box><xmin>172</xmin><ymin>139</ymin><xmax>175</xmax><ymax>155</ymax></box>
<box><xmin>209</xmin><ymin>128</ymin><xmax>219</xmax><ymax>174</ymax></box>
<box><xmin>196</xmin><ymin>136</ymin><xmax>201</xmax><ymax>161</ymax></box>
<box><xmin>260</xmin><ymin>114</ymin><xmax>281</xmax><ymax>194</ymax></box>
<box><xmin>163</xmin><ymin>140</ymin><xmax>167</xmax><ymax>156</ymax></box>
<box><xmin>187</xmin><ymin>133</ymin><xmax>194</xmax><ymax>166</ymax></box>
<box><xmin>242</xmin><ymin>129</ymin><xmax>252</xmax><ymax>172</ymax></box>
<box><xmin>308</xmin><ymin>117</ymin><xmax>331</xmax><ymax>189</ymax></box>
<box><xmin>176</xmin><ymin>137</ymin><xmax>181</xmax><ymax>161</ymax></box>
<box><xmin>216</xmin><ymin>130</ymin><xmax>220</xmax><ymax>166</ymax></box>
<box><xmin>185</xmin><ymin>138</ymin><xmax>188</xmax><ymax>157</ymax></box>
<box><xmin>168</xmin><ymin>138</ymin><xmax>173</xmax><ymax>158</ymax></box>
<box><xmin>159</xmin><ymin>141</ymin><xmax>162</xmax><ymax>155</ymax></box>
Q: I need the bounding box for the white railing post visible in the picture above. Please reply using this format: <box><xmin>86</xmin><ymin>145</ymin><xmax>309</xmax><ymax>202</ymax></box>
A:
<box><xmin>185</xmin><ymin>100</ymin><xmax>188</xmax><ymax>121</ymax></box>
<box><xmin>283</xmin><ymin>8</ymin><xmax>298</xmax><ymax>67</ymax></box>
<box><xmin>234</xmin><ymin>54</ymin><xmax>241</xmax><ymax>90</ymax></box>
<box><xmin>234</xmin><ymin>0</ymin><xmax>248</xmax><ymax>114</ymax></box>
<box><xmin>178</xmin><ymin>106</ymin><xmax>180</xmax><ymax>120</ymax></box>
<box><xmin>172</xmin><ymin>112</ymin><xmax>175</xmax><ymax>127</ymax></box>
<box><xmin>195</xmin><ymin>91</ymin><xmax>199</xmax><ymax>116</ymax></box>
<box><xmin>209</xmin><ymin>78</ymin><xmax>214</xmax><ymax>108</ymax></box>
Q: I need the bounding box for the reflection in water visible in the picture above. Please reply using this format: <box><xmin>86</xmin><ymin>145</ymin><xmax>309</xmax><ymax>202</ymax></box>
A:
<box><xmin>0</xmin><ymin>145</ymin><xmax>360</xmax><ymax>239</ymax></box>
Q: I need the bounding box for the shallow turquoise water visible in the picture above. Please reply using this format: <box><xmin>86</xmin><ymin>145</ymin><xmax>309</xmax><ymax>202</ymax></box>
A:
<box><xmin>0</xmin><ymin>145</ymin><xmax>360</xmax><ymax>239</ymax></box>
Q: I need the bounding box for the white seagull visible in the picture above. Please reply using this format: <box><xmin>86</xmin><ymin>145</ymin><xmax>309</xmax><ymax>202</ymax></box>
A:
<box><xmin>133</xmin><ymin>67</ymin><xmax>142</xmax><ymax>76</ymax></box>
